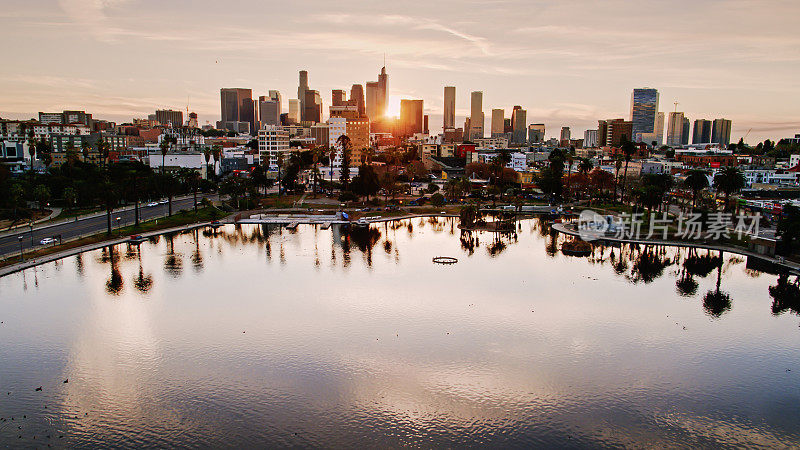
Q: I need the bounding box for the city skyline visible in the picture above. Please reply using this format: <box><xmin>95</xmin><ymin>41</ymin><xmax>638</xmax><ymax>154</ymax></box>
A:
<box><xmin>1</xmin><ymin>0</ymin><xmax>799</xmax><ymax>142</ymax></box>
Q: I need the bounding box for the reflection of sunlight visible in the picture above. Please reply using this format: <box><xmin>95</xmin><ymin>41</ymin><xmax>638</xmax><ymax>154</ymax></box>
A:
<box><xmin>60</xmin><ymin>244</ymin><xmax>165</xmax><ymax>439</ymax></box>
<box><xmin>385</xmin><ymin>95</ymin><xmax>404</xmax><ymax>118</ymax></box>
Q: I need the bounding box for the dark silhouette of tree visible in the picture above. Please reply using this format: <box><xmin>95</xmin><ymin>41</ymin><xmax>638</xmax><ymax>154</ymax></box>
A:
<box><xmin>713</xmin><ymin>166</ymin><xmax>746</xmax><ymax>212</ymax></box>
<box><xmin>769</xmin><ymin>273</ymin><xmax>800</xmax><ymax>316</ymax></box>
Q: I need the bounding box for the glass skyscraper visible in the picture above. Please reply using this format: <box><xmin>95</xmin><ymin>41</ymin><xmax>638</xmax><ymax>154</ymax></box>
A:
<box><xmin>630</xmin><ymin>88</ymin><xmax>659</xmax><ymax>143</ymax></box>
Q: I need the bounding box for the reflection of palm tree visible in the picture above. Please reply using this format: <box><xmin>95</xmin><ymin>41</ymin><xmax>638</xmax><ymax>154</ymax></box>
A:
<box><xmin>703</xmin><ymin>252</ymin><xmax>731</xmax><ymax>317</ymax></box>
<box><xmin>133</xmin><ymin>250</ymin><xmax>153</xmax><ymax>294</ymax></box>
<box><xmin>163</xmin><ymin>234</ymin><xmax>183</xmax><ymax>277</ymax></box>
<box><xmin>628</xmin><ymin>246</ymin><xmax>672</xmax><ymax>283</ymax></box>
<box><xmin>191</xmin><ymin>229</ymin><xmax>204</xmax><ymax>271</ymax></box>
<box><xmin>676</xmin><ymin>266</ymin><xmax>698</xmax><ymax>297</ymax></box>
<box><xmin>106</xmin><ymin>246</ymin><xmax>124</xmax><ymax>295</ymax></box>
<box><xmin>768</xmin><ymin>273</ymin><xmax>800</xmax><ymax>316</ymax></box>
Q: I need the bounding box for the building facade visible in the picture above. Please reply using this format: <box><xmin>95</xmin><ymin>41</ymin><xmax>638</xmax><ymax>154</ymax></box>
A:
<box><xmin>630</xmin><ymin>88</ymin><xmax>659</xmax><ymax>142</ymax></box>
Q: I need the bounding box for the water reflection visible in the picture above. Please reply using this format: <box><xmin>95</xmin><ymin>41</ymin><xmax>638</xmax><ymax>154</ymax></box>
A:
<box><xmin>2</xmin><ymin>217</ymin><xmax>799</xmax><ymax>447</ymax></box>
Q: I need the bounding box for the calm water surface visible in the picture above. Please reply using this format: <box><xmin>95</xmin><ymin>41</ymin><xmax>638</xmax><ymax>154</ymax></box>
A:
<box><xmin>0</xmin><ymin>218</ymin><xmax>799</xmax><ymax>448</ymax></box>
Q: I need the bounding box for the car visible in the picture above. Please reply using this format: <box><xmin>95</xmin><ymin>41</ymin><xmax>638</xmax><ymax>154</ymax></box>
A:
<box><xmin>40</xmin><ymin>237</ymin><xmax>57</xmax><ymax>245</ymax></box>
<box><xmin>147</xmin><ymin>202</ymin><xmax>159</xmax><ymax>207</ymax></box>
<box><xmin>159</xmin><ymin>200</ymin><xmax>169</xmax><ymax>204</ymax></box>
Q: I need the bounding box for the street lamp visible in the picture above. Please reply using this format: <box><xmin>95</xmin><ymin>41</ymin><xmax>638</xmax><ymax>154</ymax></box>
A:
<box><xmin>18</xmin><ymin>236</ymin><xmax>24</xmax><ymax>262</ymax></box>
<box><xmin>116</xmin><ymin>216</ymin><xmax>121</xmax><ymax>234</ymax></box>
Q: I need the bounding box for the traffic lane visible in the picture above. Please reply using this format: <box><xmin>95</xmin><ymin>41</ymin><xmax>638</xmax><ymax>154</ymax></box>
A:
<box><xmin>0</xmin><ymin>196</ymin><xmax>210</xmax><ymax>257</ymax></box>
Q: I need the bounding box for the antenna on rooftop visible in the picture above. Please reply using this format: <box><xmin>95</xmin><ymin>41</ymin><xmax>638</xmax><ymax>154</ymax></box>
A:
<box><xmin>673</xmin><ymin>101</ymin><xmax>679</xmax><ymax>112</ymax></box>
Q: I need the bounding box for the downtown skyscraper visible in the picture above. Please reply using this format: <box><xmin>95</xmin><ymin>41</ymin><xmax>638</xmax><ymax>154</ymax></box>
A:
<box><xmin>469</xmin><ymin>91</ymin><xmax>484</xmax><ymax>140</ymax></box>
<box><xmin>630</xmin><ymin>88</ymin><xmax>659</xmax><ymax>143</ymax></box>
<box><xmin>443</xmin><ymin>86</ymin><xmax>456</xmax><ymax>130</ymax></box>
<box><xmin>366</xmin><ymin>66</ymin><xmax>388</xmax><ymax>124</ymax></box>
<box><xmin>219</xmin><ymin>88</ymin><xmax>255</xmax><ymax>134</ymax></box>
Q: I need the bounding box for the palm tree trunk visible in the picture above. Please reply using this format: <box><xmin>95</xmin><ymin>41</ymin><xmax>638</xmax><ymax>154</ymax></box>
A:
<box><xmin>621</xmin><ymin>161</ymin><xmax>629</xmax><ymax>203</ymax></box>
<box><xmin>106</xmin><ymin>206</ymin><xmax>112</xmax><ymax>235</ymax></box>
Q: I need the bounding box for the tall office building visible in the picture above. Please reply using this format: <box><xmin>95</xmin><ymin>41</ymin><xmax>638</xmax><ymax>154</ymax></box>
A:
<box><xmin>655</xmin><ymin>112</ymin><xmax>665</xmax><ymax>146</ymax></box>
<box><xmin>630</xmin><ymin>88</ymin><xmax>659</xmax><ymax>142</ymax></box>
<box><xmin>469</xmin><ymin>91</ymin><xmax>484</xmax><ymax>140</ymax></box>
<box><xmin>366</xmin><ymin>66</ymin><xmax>388</xmax><ymax>122</ymax></box>
<box><xmin>288</xmin><ymin>99</ymin><xmax>300</xmax><ymax>124</ymax></box>
<box><xmin>682</xmin><ymin>118</ymin><xmax>690</xmax><ymax>146</ymax></box>
<box><xmin>560</xmin><ymin>127</ymin><xmax>571</xmax><ymax>142</ymax></box>
<box><xmin>399</xmin><ymin>99</ymin><xmax>423</xmax><ymax>136</ymax></box>
<box><xmin>220</xmin><ymin>88</ymin><xmax>255</xmax><ymax>133</ymax></box>
<box><xmin>443</xmin><ymin>86</ymin><xmax>456</xmax><ymax>129</ymax></box>
<box><xmin>598</xmin><ymin>119</ymin><xmax>633</xmax><ymax>147</ymax></box>
<box><xmin>423</xmin><ymin>115</ymin><xmax>429</xmax><ymax>135</ymax></box>
<box><xmin>584</xmin><ymin>129</ymin><xmax>598</xmax><ymax>148</ymax></box>
<box><xmin>303</xmin><ymin>90</ymin><xmax>322</xmax><ymax>124</ymax></box>
<box><xmin>666</xmin><ymin>112</ymin><xmax>686</xmax><ymax>147</ymax></box>
<box><xmin>298</xmin><ymin>70</ymin><xmax>309</xmax><ymax>117</ymax></box>
<box><xmin>257</xmin><ymin>90</ymin><xmax>281</xmax><ymax>128</ymax></box>
<box><xmin>350</xmin><ymin>84</ymin><xmax>365</xmax><ymax>116</ymax></box>
<box><xmin>155</xmin><ymin>109</ymin><xmax>184</xmax><ymax>128</ymax></box>
<box><xmin>528</xmin><ymin>123</ymin><xmax>545</xmax><ymax>144</ymax></box>
<box><xmin>512</xmin><ymin>108</ymin><xmax>527</xmax><ymax>145</ymax></box>
<box><xmin>332</xmin><ymin>89</ymin><xmax>346</xmax><ymax>107</ymax></box>
<box><xmin>692</xmin><ymin>119</ymin><xmax>712</xmax><ymax>144</ymax></box>
<box><xmin>491</xmin><ymin>109</ymin><xmax>504</xmax><ymax>136</ymax></box>
<box><xmin>711</xmin><ymin>119</ymin><xmax>732</xmax><ymax>146</ymax></box>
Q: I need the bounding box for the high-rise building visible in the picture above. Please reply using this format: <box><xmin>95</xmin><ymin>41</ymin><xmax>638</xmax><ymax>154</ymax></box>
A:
<box><xmin>303</xmin><ymin>90</ymin><xmax>322</xmax><ymax>124</ymax></box>
<box><xmin>155</xmin><ymin>109</ymin><xmax>184</xmax><ymax>128</ymax></box>
<box><xmin>598</xmin><ymin>119</ymin><xmax>633</xmax><ymax>147</ymax></box>
<box><xmin>332</xmin><ymin>89</ymin><xmax>346</xmax><ymax>107</ymax></box>
<box><xmin>512</xmin><ymin>108</ymin><xmax>527</xmax><ymax>145</ymax></box>
<box><xmin>258</xmin><ymin>125</ymin><xmax>290</xmax><ymax>169</ymax></box>
<box><xmin>350</xmin><ymin>84</ymin><xmax>365</xmax><ymax>116</ymax></box>
<box><xmin>491</xmin><ymin>109</ymin><xmax>504</xmax><ymax>137</ymax></box>
<box><xmin>682</xmin><ymin>118</ymin><xmax>690</xmax><ymax>146</ymax></box>
<box><xmin>257</xmin><ymin>91</ymin><xmax>281</xmax><ymax>129</ymax></box>
<box><xmin>366</xmin><ymin>66</ymin><xmax>388</xmax><ymax>123</ymax></box>
<box><xmin>469</xmin><ymin>91</ymin><xmax>484</xmax><ymax>140</ymax></box>
<box><xmin>655</xmin><ymin>112</ymin><xmax>665</xmax><ymax>146</ymax></box>
<box><xmin>444</xmin><ymin>86</ymin><xmax>456</xmax><ymax>130</ymax></box>
<box><xmin>220</xmin><ymin>88</ymin><xmax>255</xmax><ymax>133</ymax></box>
<box><xmin>692</xmin><ymin>119</ymin><xmax>712</xmax><ymax>144</ymax></box>
<box><xmin>560</xmin><ymin>127</ymin><xmax>571</xmax><ymax>142</ymax></box>
<box><xmin>711</xmin><ymin>119</ymin><xmax>732</xmax><ymax>146</ymax></box>
<box><xmin>399</xmin><ymin>99</ymin><xmax>423</xmax><ymax>136</ymax></box>
<box><xmin>666</xmin><ymin>112</ymin><xmax>686</xmax><ymax>147</ymax></box>
<box><xmin>630</xmin><ymin>88</ymin><xmax>659</xmax><ymax>142</ymax></box>
<box><xmin>288</xmin><ymin>99</ymin><xmax>300</xmax><ymax>124</ymax></box>
<box><xmin>584</xmin><ymin>129</ymin><xmax>598</xmax><ymax>148</ymax></box>
<box><xmin>423</xmin><ymin>115</ymin><xmax>429</xmax><ymax>135</ymax></box>
<box><xmin>298</xmin><ymin>70</ymin><xmax>309</xmax><ymax>117</ymax></box>
<box><xmin>528</xmin><ymin>124</ymin><xmax>545</xmax><ymax>144</ymax></box>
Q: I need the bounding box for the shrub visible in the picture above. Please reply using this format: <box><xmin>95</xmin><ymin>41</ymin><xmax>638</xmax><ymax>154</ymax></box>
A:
<box><xmin>430</xmin><ymin>193</ymin><xmax>445</xmax><ymax>206</ymax></box>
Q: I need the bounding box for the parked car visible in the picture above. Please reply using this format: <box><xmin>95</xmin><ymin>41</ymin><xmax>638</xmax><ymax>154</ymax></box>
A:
<box><xmin>147</xmin><ymin>202</ymin><xmax>159</xmax><ymax>207</ymax></box>
<box><xmin>40</xmin><ymin>237</ymin><xmax>57</xmax><ymax>245</ymax></box>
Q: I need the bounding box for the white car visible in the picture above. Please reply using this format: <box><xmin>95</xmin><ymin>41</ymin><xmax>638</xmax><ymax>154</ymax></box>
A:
<box><xmin>147</xmin><ymin>202</ymin><xmax>159</xmax><ymax>207</ymax></box>
<box><xmin>40</xmin><ymin>237</ymin><xmax>57</xmax><ymax>245</ymax></box>
<box><xmin>159</xmin><ymin>200</ymin><xmax>169</xmax><ymax>204</ymax></box>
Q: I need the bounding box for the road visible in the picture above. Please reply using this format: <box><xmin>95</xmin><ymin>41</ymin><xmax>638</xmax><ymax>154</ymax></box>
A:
<box><xmin>0</xmin><ymin>194</ymin><xmax>217</xmax><ymax>258</ymax></box>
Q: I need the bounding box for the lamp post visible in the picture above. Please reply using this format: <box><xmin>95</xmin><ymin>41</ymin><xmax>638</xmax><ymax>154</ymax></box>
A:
<box><xmin>116</xmin><ymin>216</ymin><xmax>121</xmax><ymax>234</ymax></box>
<box><xmin>18</xmin><ymin>236</ymin><xmax>24</xmax><ymax>262</ymax></box>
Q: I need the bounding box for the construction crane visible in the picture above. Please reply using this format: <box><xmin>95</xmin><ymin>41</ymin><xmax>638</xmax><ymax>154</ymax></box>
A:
<box><xmin>743</xmin><ymin>128</ymin><xmax>752</xmax><ymax>144</ymax></box>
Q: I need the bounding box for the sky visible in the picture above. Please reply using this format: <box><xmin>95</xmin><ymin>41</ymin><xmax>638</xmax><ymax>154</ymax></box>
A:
<box><xmin>1</xmin><ymin>0</ymin><xmax>799</xmax><ymax>143</ymax></box>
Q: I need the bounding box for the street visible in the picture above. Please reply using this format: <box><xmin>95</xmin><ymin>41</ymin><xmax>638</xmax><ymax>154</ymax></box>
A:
<box><xmin>0</xmin><ymin>194</ymin><xmax>217</xmax><ymax>258</ymax></box>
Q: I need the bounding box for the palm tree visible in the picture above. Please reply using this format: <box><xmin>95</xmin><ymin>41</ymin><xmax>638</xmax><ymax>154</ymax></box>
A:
<box><xmin>27</xmin><ymin>128</ymin><xmax>37</xmax><ymax>170</ymax></box>
<box><xmin>565</xmin><ymin>154</ymin><xmax>574</xmax><ymax>200</ymax></box>
<box><xmin>684</xmin><ymin>169</ymin><xmax>709</xmax><ymax>210</ymax></box>
<box><xmin>613</xmin><ymin>155</ymin><xmax>623</xmax><ymax>204</ymax></box>
<box><xmin>203</xmin><ymin>147</ymin><xmax>212</xmax><ymax>179</ymax></box>
<box><xmin>81</xmin><ymin>141</ymin><xmax>91</xmax><ymax>162</ymax></box>
<box><xmin>619</xmin><ymin>139</ymin><xmax>635</xmax><ymax>203</ymax></box>
<box><xmin>159</xmin><ymin>138</ymin><xmax>170</xmax><ymax>174</ymax></box>
<box><xmin>211</xmin><ymin>144</ymin><xmax>222</xmax><ymax>178</ymax></box>
<box><xmin>579</xmin><ymin>158</ymin><xmax>593</xmax><ymax>175</ymax></box>
<box><xmin>95</xmin><ymin>137</ymin><xmax>109</xmax><ymax>169</ymax></box>
<box><xmin>713</xmin><ymin>166</ymin><xmax>746</xmax><ymax>212</ymax></box>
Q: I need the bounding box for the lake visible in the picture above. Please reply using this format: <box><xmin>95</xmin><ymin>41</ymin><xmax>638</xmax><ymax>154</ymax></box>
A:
<box><xmin>1</xmin><ymin>218</ymin><xmax>798</xmax><ymax>447</ymax></box>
